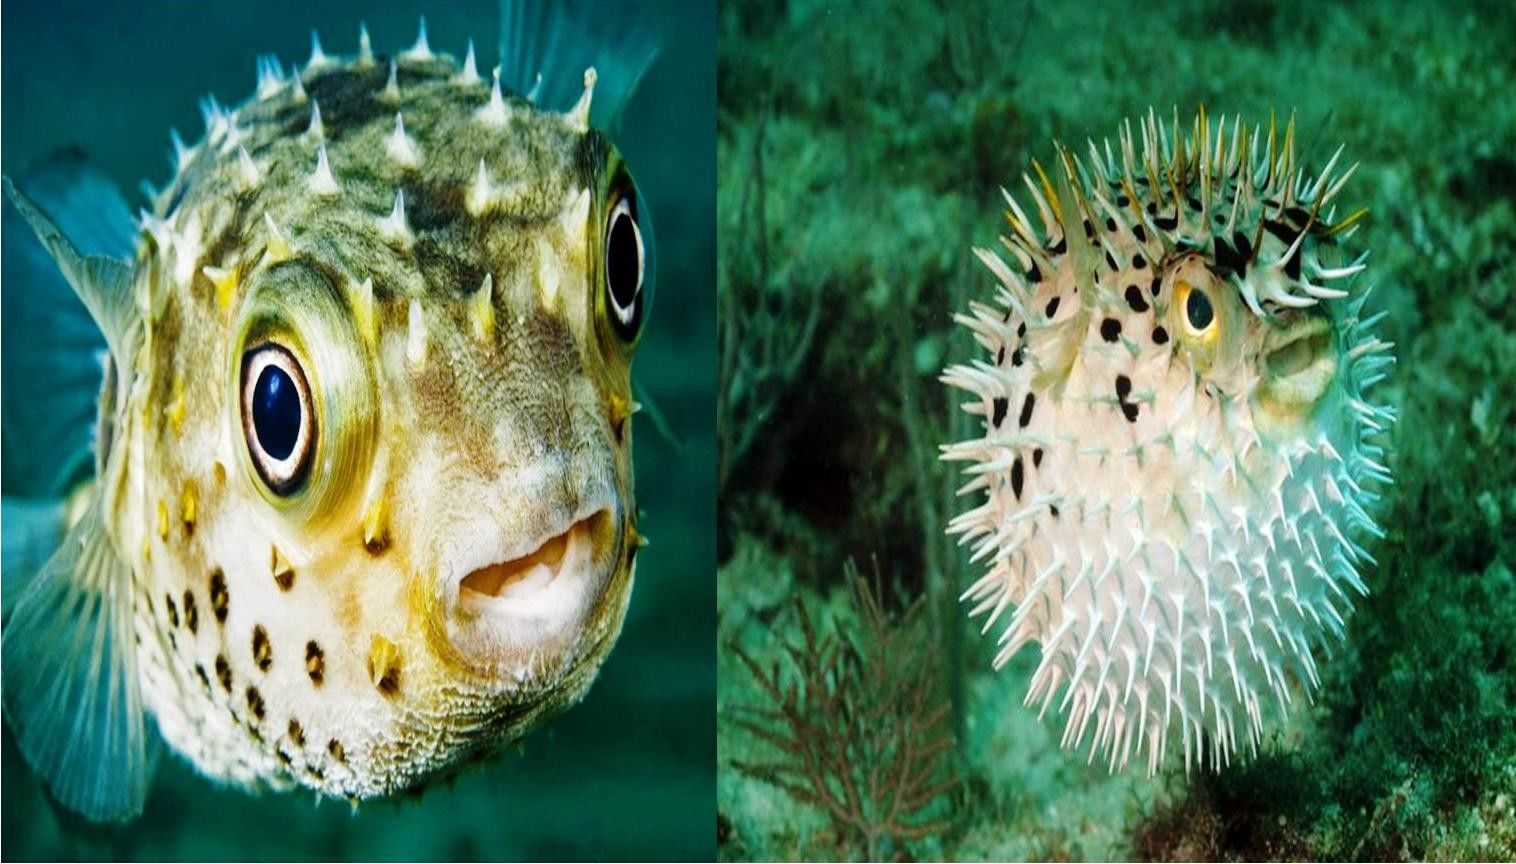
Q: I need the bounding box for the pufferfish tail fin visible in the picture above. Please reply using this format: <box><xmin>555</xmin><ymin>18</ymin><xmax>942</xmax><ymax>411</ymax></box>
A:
<box><xmin>2</xmin><ymin>160</ymin><xmax>135</xmax><ymax>499</ymax></box>
<box><xmin>498</xmin><ymin>0</ymin><xmax>660</xmax><ymax>131</ymax></box>
<box><xmin>1</xmin><ymin>498</ymin><xmax>149</xmax><ymax>822</ymax></box>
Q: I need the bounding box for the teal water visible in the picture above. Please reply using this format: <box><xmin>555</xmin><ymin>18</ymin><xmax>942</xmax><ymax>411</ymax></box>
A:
<box><xmin>0</xmin><ymin>1</ymin><xmax>715</xmax><ymax>860</ymax></box>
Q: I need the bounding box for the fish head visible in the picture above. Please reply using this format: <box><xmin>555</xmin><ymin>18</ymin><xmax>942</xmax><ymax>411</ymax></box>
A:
<box><xmin>183</xmin><ymin>65</ymin><xmax>653</xmax><ymax>789</ymax></box>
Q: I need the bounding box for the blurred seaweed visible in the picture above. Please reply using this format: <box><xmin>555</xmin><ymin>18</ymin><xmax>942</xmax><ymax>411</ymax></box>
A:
<box><xmin>729</xmin><ymin>560</ymin><xmax>959</xmax><ymax>861</ymax></box>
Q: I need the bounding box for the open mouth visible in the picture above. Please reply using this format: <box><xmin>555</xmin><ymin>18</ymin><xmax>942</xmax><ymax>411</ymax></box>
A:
<box><xmin>456</xmin><ymin>510</ymin><xmax>612</xmax><ymax>610</ymax></box>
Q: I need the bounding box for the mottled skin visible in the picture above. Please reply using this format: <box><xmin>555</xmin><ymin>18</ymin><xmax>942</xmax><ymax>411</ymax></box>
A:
<box><xmin>118</xmin><ymin>46</ymin><xmax>643</xmax><ymax>798</ymax></box>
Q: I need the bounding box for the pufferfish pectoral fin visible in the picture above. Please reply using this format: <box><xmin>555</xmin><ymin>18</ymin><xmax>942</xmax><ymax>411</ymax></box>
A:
<box><xmin>1</xmin><ymin>496</ymin><xmax>68</xmax><ymax>616</ymax></box>
<box><xmin>1</xmin><ymin>495</ymin><xmax>150</xmax><ymax>822</ymax></box>
<box><xmin>1</xmin><ymin>164</ymin><xmax>135</xmax><ymax>499</ymax></box>
<box><xmin>2</xmin><ymin>177</ymin><xmax>137</xmax><ymax>368</ymax></box>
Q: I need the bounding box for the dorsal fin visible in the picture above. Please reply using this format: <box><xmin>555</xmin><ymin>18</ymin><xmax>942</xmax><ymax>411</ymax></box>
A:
<box><xmin>497</xmin><ymin>0</ymin><xmax>659</xmax><ymax>130</ymax></box>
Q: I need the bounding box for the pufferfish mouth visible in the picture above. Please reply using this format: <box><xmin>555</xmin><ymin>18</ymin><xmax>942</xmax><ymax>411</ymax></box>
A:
<box><xmin>456</xmin><ymin>508</ymin><xmax>615</xmax><ymax>614</ymax></box>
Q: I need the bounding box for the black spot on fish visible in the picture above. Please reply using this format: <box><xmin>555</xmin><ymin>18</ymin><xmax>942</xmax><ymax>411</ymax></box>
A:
<box><xmin>1283</xmin><ymin>242</ymin><xmax>1303</xmax><ymax>280</ymax></box>
<box><xmin>1213</xmin><ymin>235</ymin><xmax>1245</xmax><ymax>275</ymax></box>
<box><xmin>1105</xmin><ymin>216</ymin><xmax>1117</xmax><ymax>233</ymax></box>
<box><xmin>1122</xmin><ymin>401</ymin><xmax>1140</xmax><ymax>422</ymax></box>
<box><xmin>1045</xmin><ymin>296</ymin><xmax>1060</xmax><ymax>319</ymax></box>
<box><xmin>996</xmin><ymin>346</ymin><xmax>1005</xmax><ymax>365</ymax></box>
<box><xmin>1032</xmin><ymin>447</ymin><xmax>1044</xmax><ymax>467</ymax></box>
<box><xmin>164</xmin><ymin>594</ymin><xmax>179</xmax><ymax>628</ymax></box>
<box><xmin>195</xmin><ymin>663</ymin><xmax>211</xmax><ymax>692</ymax></box>
<box><xmin>1133</xmin><ymin>224</ymin><xmax>1147</xmax><ymax>243</ymax></box>
<box><xmin>1116</xmin><ymin>194</ymin><xmax>1130</xmax><ymax>207</ymax></box>
<box><xmin>1155</xmin><ymin>214</ymin><xmax>1178</xmax><ymax>231</ymax></box>
<box><xmin>1011</xmin><ymin>457</ymin><xmax>1025</xmax><ymax>500</ymax></box>
<box><xmin>1153</xmin><ymin>325</ymin><xmax>1170</xmax><ymax>345</ymax></box>
<box><xmin>1083</xmin><ymin>219</ymin><xmax>1094</xmax><ymax>239</ymax></box>
<box><xmin>1049</xmin><ymin>237</ymin><xmax>1067</xmax><ymax>255</ymax></box>
<box><xmin>1233</xmin><ymin>231</ymin><xmax>1253</xmax><ymax>264</ymax></box>
<box><xmin>1116</xmin><ymin>375</ymin><xmax>1132</xmax><ymax>400</ymax></box>
<box><xmin>288</xmin><ymin>718</ymin><xmax>306</xmax><ymax>748</ymax></box>
<box><xmin>252</xmin><ymin>626</ymin><xmax>272</xmax><ymax>672</ymax></box>
<box><xmin>1019</xmin><ymin>393</ymin><xmax>1036</xmax><ymax>428</ymax></box>
<box><xmin>1150</xmin><ymin>275</ymin><xmax>1162</xmax><ymax>297</ymax></box>
<box><xmin>210</xmin><ymin>569</ymin><xmax>229</xmax><ymax>624</ymax></box>
<box><xmin>306</xmin><ymin>641</ymin><xmax>325</xmax><ymax>686</ymax></box>
<box><xmin>1124</xmin><ymin>284</ymin><xmax>1150</xmax><ymax>313</ymax></box>
<box><xmin>246</xmin><ymin>686</ymin><xmax>265</xmax><ymax>721</ymax></box>
<box><xmin>328</xmin><ymin>739</ymin><xmax>346</xmax><ymax>763</ymax></box>
<box><xmin>1132</xmin><ymin>253</ymin><xmax>1147</xmax><ymax>270</ymax></box>
<box><xmin>215</xmin><ymin>654</ymin><xmax>233</xmax><ymax>692</ymax></box>
<box><xmin>1100</xmin><ymin>318</ymin><xmax>1122</xmax><ymax>342</ymax></box>
<box><xmin>1017</xmin><ymin>322</ymin><xmax>1027</xmax><ymax>339</ymax></box>
<box><xmin>1050</xmin><ymin>504</ymin><xmax>1061</xmax><ymax>517</ymax></box>
<box><xmin>183</xmin><ymin>591</ymin><xmax>199</xmax><ymax>634</ymax></box>
<box><xmin>1012</xmin><ymin>345</ymin><xmax>1026</xmax><ymax>367</ymax></box>
<box><xmin>1026</xmin><ymin>261</ymin><xmax>1043</xmax><ymax>283</ymax></box>
<box><xmin>992</xmin><ymin>397</ymin><xmax>1008</xmax><ymax>426</ymax></box>
<box><xmin>1104</xmin><ymin>250</ymin><xmax>1118</xmax><ymax>271</ymax></box>
<box><xmin>1263</xmin><ymin>219</ymin><xmax>1297</xmax><ymax>245</ymax></box>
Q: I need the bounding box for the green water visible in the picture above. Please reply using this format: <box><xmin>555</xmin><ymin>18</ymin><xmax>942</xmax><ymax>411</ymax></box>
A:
<box><xmin>0</xmin><ymin>0</ymin><xmax>715</xmax><ymax>860</ymax></box>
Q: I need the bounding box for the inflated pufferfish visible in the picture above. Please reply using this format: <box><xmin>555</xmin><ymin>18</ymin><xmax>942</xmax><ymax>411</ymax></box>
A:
<box><xmin>2</xmin><ymin>8</ymin><xmax>656</xmax><ymax>822</ymax></box>
<box><xmin>942</xmin><ymin>109</ymin><xmax>1395</xmax><ymax>774</ymax></box>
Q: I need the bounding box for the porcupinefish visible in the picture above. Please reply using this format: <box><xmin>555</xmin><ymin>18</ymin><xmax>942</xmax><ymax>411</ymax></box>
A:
<box><xmin>942</xmin><ymin>109</ymin><xmax>1395</xmax><ymax>774</ymax></box>
<box><xmin>1</xmin><ymin>7</ymin><xmax>657</xmax><ymax>821</ymax></box>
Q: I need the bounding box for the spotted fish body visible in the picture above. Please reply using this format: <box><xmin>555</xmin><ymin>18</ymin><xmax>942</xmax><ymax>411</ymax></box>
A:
<box><xmin>3</xmin><ymin>19</ymin><xmax>652</xmax><ymax>818</ymax></box>
<box><xmin>943</xmin><ymin>110</ymin><xmax>1395</xmax><ymax>773</ymax></box>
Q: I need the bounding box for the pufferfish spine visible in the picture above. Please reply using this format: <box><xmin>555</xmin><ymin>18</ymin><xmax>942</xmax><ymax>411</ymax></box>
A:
<box><xmin>943</xmin><ymin>109</ymin><xmax>1395</xmax><ymax>774</ymax></box>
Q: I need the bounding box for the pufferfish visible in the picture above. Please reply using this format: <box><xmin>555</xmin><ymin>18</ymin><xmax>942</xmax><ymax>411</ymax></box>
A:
<box><xmin>942</xmin><ymin>109</ymin><xmax>1395</xmax><ymax>774</ymax></box>
<box><xmin>1</xmin><ymin>10</ymin><xmax>656</xmax><ymax>822</ymax></box>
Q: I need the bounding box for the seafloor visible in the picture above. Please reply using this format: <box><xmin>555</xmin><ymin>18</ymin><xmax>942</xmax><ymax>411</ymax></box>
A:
<box><xmin>717</xmin><ymin>0</ymin><xmax>1516</xmax><ymax>860</ymax></box>
<box><xmin>0</xmin><ymin>1</ymin><xmax>715</xmax><ymax>860</ymax></box>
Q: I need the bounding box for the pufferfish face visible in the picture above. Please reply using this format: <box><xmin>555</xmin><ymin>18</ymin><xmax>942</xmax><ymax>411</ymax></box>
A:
<box><xmin>135</xmin><ymin>49</ymin><xmax>650</xmax><ymax>798</ymax></box>
<box><xmin>943</xmin><ymin>110</ymin><xmax>1394</xmax><ymax>775</ymax></box>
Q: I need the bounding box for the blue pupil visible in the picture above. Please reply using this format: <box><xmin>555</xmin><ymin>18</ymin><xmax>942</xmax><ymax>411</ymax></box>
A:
<box><xmin>253</xmin><ymin>363</ymin><xmax>301</xmax><ymax>461</ymax></box>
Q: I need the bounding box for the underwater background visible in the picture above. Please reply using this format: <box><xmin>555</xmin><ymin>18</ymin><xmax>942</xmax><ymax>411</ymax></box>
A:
<box><xmin>1</xmin><ymin>0</ymin><xmax>715</xmax><ymax>860</ymax></box>
<box><xmin>717</xmin><ymin>0</ymin><xmax>1515</xmax><ymax>860</ymax></box>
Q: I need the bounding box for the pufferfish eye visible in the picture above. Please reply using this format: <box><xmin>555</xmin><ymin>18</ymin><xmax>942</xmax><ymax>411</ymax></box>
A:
<box><xmin>1181</xmin><ymin>281</ymin><xmax>1217</xmax><ymax>335</ymax></box>
<box><xmin>604</xmin><ymin>192</ymin><xmax>646</xmax><ymax>342</ymax></box>
<box><xmin>240</xmin><ymin>343</ymin><xmax>315</xmax><ymax>495</ymax></box>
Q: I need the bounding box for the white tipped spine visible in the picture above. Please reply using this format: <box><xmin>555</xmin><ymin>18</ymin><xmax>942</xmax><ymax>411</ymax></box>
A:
<box><xmin>309</xmin><ymin>145</ymin><xmax>339</xmax><ymax>196</ymax></box>
<box><xmin>377</xmin><ymin>189</ymin><xmax>413</xmax><ymax>247</ymax></box>
<box><xmin>566</xmin><ymin>67</ymin><xmax>597</xmax><ymax>133</ymax></box>
<box><xmin>477</xmin><ymin>68</ymin><xmax>510</xmax><ymax>127</ymax></box>
<box><xmin>402</xmin><ymin>16</ymin><xmax>433</xmax><ymax>61</ymax></box>
<box><xmin>457</xmin><ymin>40</ymin><xmax>481</xmax><ymax>85</ymax></box>
<box><xmin>357</xmin><ymin>22</ymin><xmax>374</xmax><ymax>67</ymax></box>
<box><xmin>386</xmin><ymin>113</ymin><xmax>420</xmax><ymax>168</ymax></box>
<box><xmin>305</xmin><ymin>30</ymin><xmax>332</xmax><ymax>75</ymax></box>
